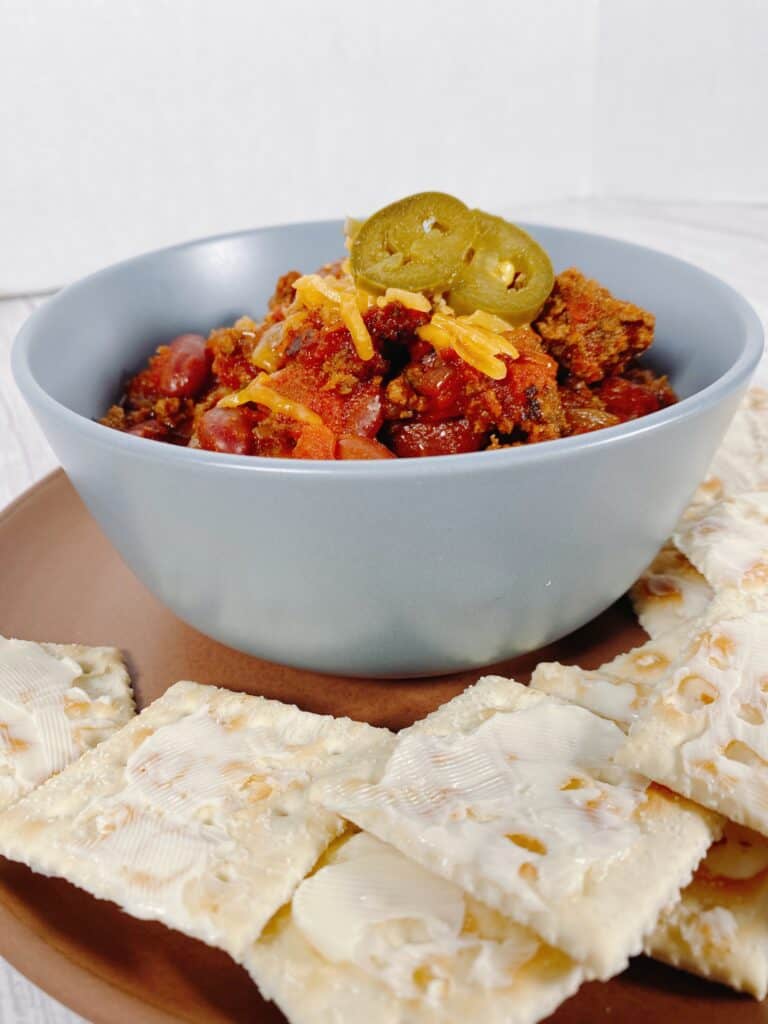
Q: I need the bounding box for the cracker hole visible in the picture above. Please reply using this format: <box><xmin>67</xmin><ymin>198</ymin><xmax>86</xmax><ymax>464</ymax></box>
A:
<box><xmin>506</xmin><ymin>833</ymin><xmax>547</xmax><ymax>855</ymax></box>
<box><xmin>704</xmin><ymin>631</ymin><xmax>737</xmax><ymax>669</ymax></box>
<box><xmin>631</xmin><ymin>651</ymin><xmax>669</xmax><ymax>673</ymax></box>
<box><xmin>645</xmin><ymin>578</ymin><xmax>682</xmax><ymax>600</ymax></box>
<box><xmin>518</xmin><ymin>862</ymin><xmax>538</xmax><ymax>882</ymax></box>
<box><xmin>674</xmin><ymin>674</ymin><xmax>718</xmax><ymax>713</ymax></box>
<box><xmin>560</xmin><ymin>777</ymin><xmax>586</xmax><ymax>791</ymax></box>
<box><xmin>737</xmin><ymin>703</ymin><xmax>765</xmax><ymax>726</ymax></box>
<box><xmin>413</xmin><ymin>965</ymin><xmax>437</xmax><ymax>989</ymax></box>
<box><xmin>585</xmin><ymin>793</ymin><xmax>607</xmax><ymax>811</ymax></box>
<box><xmin>745</xmin><ymin>562</ymin><xmax>768</xmax><ymax>587</ymax></box>
<box><xmin>723</xmin><ymin>741</ymin><xmax>768</xmax><ymax>770</ymax></box>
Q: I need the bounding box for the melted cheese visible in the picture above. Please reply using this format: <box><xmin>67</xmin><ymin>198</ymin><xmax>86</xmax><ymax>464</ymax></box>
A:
<box><xmin>218</xmin><ymin>374</ymin><xmax>323</xmax><ymax>426</ymax></box>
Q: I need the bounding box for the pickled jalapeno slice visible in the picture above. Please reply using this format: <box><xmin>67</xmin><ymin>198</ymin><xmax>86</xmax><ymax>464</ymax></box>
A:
<box><xmin>351</xmin><ymin>192</ymin><xmax>475</xmax><ymax>293</ymax></box>
<box><xmin>448</xmin><ymin>212</ymin><xmax>554</xmax><ymax>324</ymax></box>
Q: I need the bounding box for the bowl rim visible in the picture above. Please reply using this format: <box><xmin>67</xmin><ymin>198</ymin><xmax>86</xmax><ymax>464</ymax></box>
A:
<box><xmin>12</xmin><ymin>219</ymin><xmax>764</xmax><ymax>479</ymax></box>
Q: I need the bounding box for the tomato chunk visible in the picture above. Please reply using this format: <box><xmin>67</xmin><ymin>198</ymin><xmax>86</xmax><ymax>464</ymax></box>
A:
<box><xmin>293</xmin><ymin>423</ymin><xmax>337</xmax><ymax>460</ymax></box>
<box><xmin>597</xmin><ymin>377</ymin><xmax>661</xmax><ymax>420</ymax></box>
<box><xmin>268</xmin><ymin>362</ymin><xmax>384</xmax><ymax>438</ymax></box>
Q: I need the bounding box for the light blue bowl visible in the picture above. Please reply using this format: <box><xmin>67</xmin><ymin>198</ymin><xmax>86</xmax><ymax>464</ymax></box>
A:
<box><xmin>12</xmin><ymin>222</ymin><xmax>763</xmax><ymax>677</ymax></box>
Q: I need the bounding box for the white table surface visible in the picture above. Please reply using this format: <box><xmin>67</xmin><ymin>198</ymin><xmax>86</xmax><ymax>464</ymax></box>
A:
<box><xmin>1</xmin><ymin>198</ymin><xmax>767</xmax><ymax>1023</ymax></box>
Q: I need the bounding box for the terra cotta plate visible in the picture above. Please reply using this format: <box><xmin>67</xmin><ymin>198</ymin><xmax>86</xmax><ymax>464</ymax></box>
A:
<box><xmin>0</xmin><ymin>471</ymin><xmax>763</xmax><ymax>1023</ymax></box>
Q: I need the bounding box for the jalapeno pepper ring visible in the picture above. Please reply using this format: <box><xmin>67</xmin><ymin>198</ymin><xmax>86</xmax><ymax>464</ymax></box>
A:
<box><xmin>448</xmin><ymin>211</ymin><xmax>554</xmax><ymax>324</ymax></box>
<box><xmin>351</xmin><ymin>192</ymin><xmax>475</xmax><ymax>293</ymax></box>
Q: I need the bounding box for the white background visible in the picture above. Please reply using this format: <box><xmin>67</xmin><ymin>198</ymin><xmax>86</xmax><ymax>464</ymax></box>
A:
<box><xmin>1</xmin><ymin>0</ymin><xmax>767</xmax><ymax>294</ymax></box>
<box><xmin>1</xmin><ymin>1</ymin><xmax>767</xmax><ymax>1021</ymax></box>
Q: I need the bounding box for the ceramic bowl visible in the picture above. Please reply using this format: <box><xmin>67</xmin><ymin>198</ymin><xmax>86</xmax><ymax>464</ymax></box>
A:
<box><xmin>12</xmin><ymin>221</ymin><xmax>763</xmax><ymax>676</ymax></box>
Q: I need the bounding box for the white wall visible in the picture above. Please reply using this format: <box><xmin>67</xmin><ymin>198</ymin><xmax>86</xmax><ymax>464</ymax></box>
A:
<box><xmin>594</xmin><ymin>0</ymin><xmax>768</xmax><ymax>201</ymax></box>
<box><xmin>0</xmin><ymin>0</ymin><xmax>765</xmax><ymax>294</ymax></box>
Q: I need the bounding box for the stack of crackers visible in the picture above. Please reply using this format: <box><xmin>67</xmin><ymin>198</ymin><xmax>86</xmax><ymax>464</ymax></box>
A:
<box><xmin>0</xmin><ymin>388</ymin><xmax>766</xmax><ymax>1024</ymax></box>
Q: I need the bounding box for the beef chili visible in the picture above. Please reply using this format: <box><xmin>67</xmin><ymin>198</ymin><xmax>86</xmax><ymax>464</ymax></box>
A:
<box><xmin>101</xmin><ymin>193</ymin><xmax>676</xmax><ymax>459</ymax></box>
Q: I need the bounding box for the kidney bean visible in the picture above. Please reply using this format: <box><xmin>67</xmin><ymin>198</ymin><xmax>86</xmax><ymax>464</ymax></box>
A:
<box><xmin>197</xmin><ymin>408</ymin><xmax>254</xmax><ymax>454</ymax></box>
<box><xmin>337</xmin><ymin>436</ymin><xmax>396</xmax><ymax>460</ymax></box>
<box><xmin>387</xmin><ymin>418</ymin><xmax>481</xmax><ymax>458</ymax></box>
<box><xmin>156</xmin><ymin>334</ymin><xmax>212</xmax><ymax>397</ymax></box>
<box><xmin>127</xmin><ymin>419</ymin><xmax>169</xmax><ymax>441</ymax></box>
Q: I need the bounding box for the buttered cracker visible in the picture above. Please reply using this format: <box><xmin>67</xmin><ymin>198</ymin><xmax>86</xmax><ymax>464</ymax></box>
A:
<box><xmin>697</xmin><ymin>388</ymin><xmax>768</xmax><ymax>503</ymax></box>
<box><xmin>617</xmin><ymin>596</ymin><xmax>768</xmax><ymax>836</ymax></box>
<box><xmin>311</xmin><ymin>678</ymin><xmax>719</xmax><ymax>980</ymax></box>
<box><xmin>647</xmin><ymin>821</ymin><xmax>768</xmax><ymax>998</ymax></box>
<box><xmin>246</xmin><ymin>832</ymin><xmax>583</xmax><ymax>1024</ymax></box>
<box><xmin>630</xmin><ymin>543</ymin><xmax>714</xmax><ymax>639</ymax></box>
<box><xmin>532</xmin><ymin>633</ymin><xmax>768</xmax><ymax>997</ymax></box>
<box><xmin>0</xmin><ymin>636</ymin><xmax>134</xmax><ymax>811</ymax></box>
<box><xmin>630</xmin><ymin>390</ymin><xmax>768</xmax><ymax>638</ymax></box>
<box><xmin>674</xmin><ymin>491</ymin><xmax>768</xmax><ymax>596</ymax></box>
<box><xmin>0</xmin><ymin>681</ymin><xmax>390</xmax><ymax>960</ymax></box>
<box><xmin>531</xmin><ymin>624</ymin><xmax>690</xmax><ymax>729</ymax></box>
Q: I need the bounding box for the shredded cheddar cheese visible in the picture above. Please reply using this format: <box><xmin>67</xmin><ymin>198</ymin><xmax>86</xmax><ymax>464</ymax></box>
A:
<box><xmin>218</xmin><ymin>374</ymin><xmax>323</xmax><ymax>426</ymax></box>
<box><xmin>291</xmin><ymin>274</ymin><xmax>375</xmax><ymax>362</ymax></box>
<box><xmin>376</xmin><ymin>288</ymin><xmax>432</xmax><ymax>313</ymax></box>
<box><xmin>293</xmin><ymin>274</ymin><xmax>345</xmax><ymax>309</ymax></box>
<box><xmin>339</xmin><ymin>293</ymin><xmax>374</xmax><ymax>361</ymax></box>
<box><xmin>418</xmin><ymin>313</ymin><xmax>519</xmax><ymax>381</ymax></box>
<box><xmin>290</xmin><ymin>268</ymin><xmax>519</xmax><ymax>380</ymax></box>
<box><xmin>461</xmin><ymin>309</ymin><xmax>517</xmax><ymax>335</ymax></box>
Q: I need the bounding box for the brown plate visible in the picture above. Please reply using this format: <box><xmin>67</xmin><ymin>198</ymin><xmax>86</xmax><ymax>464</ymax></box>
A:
<box><xmin>0</xmin><ymin>470</ymin><xmax>763</xmax><ymax>1023</ymax></box>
